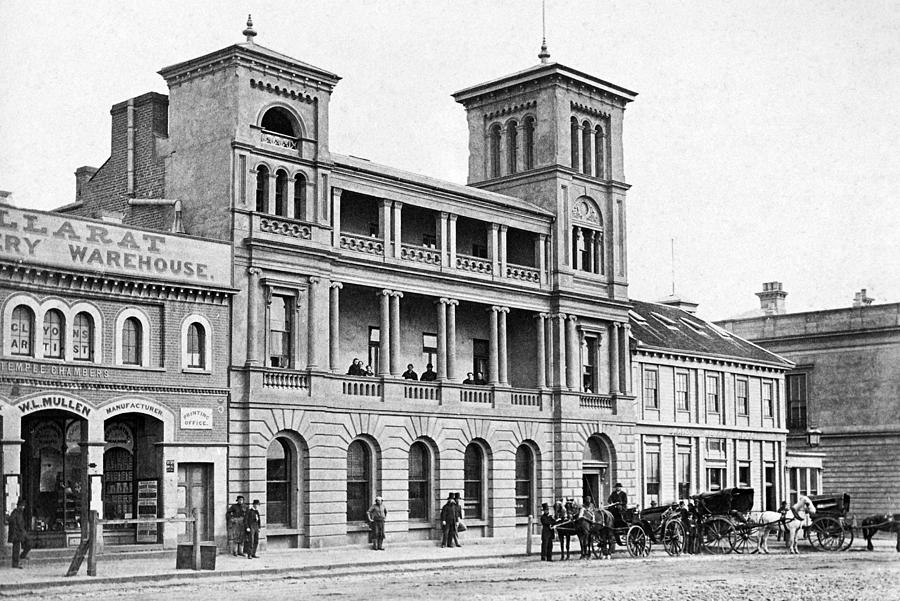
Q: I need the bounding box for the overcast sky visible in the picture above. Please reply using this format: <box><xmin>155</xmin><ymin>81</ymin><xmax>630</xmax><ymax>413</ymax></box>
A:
<box><xmin>1</xmin><ymin>1</ymin><xmax>897</xmax><ymax>320</ymax></box>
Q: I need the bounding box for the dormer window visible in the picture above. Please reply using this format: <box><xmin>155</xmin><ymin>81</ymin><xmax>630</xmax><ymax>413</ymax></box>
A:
<box><xmin>261</xmin><ymin>107</ymin><xmax>296</xmax><ymax>137</ymax></box>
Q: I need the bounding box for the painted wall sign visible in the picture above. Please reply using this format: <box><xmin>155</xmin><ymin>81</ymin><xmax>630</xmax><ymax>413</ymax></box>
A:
<box><xmin>1</xmin><ymin>360</ymin><xmax>112</xmax><ymax>379</ymax></box>
<box><xmin>16</xmin><ymin>394</ymin><xmax>92</xmax><ymax>418</ymax></box>
<box><xmin>104</xmin><ymin>423</ymin><xmax>134</xmax><ymax>452</ymax></box>
<box><xmin>180</xmin><ymin>407</ymin><xmax>213</xmax><ymax>430</ymax></box>
<box><xmin>0</xmin><ymin>207</ymin><xmax>230</xmax><ymax>286</ymax></box>
<box><xmin>103</xmin><ymin>399</ymin><xmax>166</xmax><ymax>421</ymax></box>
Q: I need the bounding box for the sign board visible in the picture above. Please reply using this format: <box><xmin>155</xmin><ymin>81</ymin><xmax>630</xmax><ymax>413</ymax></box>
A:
<box><xmin>16</xmin><ymin>394</ymin><xmax>92</xmax><ymax>418</ymax></box>
<box><xmin>0</xmin><ymin>207</ymin><xmax>230</xmax><ymax>286</ymax></box>
<box><xmin>180</xmin><ymin>407</ymin><xmax>213</xmax><ymax>430</ymax></box>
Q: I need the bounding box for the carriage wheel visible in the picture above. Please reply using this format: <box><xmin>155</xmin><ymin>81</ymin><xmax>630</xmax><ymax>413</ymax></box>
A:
<box><xmin>840</xmin><ymin>522</ymin><xmax>854</xmax><ymax>551</ymax></box>
<box><xmin>590</xmin><ymin>531</ymin><xmax>607</xmax><ymax>559</ymax></box>
<box><xmin>701</xmin><ymin>518</ymin><xmax>734</xmax><ymax>554</ymax></box>
<box><xmin>810</xmin><ymin>516</ymin><xmax>844</xmax><ymax>551</ymax></box>
<box><xmin>626</xmin><ymin>525</ymin><xmax>651</xmax><ymax>557</ymax></box>
<box><xmin>662</xmin><ymin>519</ymin><xmax>685</xmax><ymax>556</ymax></box>
<box><xmin>728</xmin><ymin>526</ymin><xmax>753</xmax><ymax>554</ymax></box>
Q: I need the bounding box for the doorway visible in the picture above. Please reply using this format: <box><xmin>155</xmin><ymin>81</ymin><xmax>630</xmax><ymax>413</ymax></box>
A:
<box><xmin>583</xmin><ymin>436</ymin><xmax>612</xmax><ymax>507</ymax></box>
<box><xmin>177</xmin><ymin>463</ymin><xmax>212</xmax><ymax>542</ymax></box>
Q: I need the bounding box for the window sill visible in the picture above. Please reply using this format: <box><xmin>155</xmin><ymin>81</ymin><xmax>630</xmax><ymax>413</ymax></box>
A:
<box><xmin>115</xmin><ymin>364</ymin><xmax>165</xmax><ymax>372</ymax></box>
<box><xmin>408</xmin><ymin>520</ymin><xmax>433</xmax><ymax>530</ymax></box>
<box><xmin>3</xmin><ymin>355</ymin><xmax>103</xmax><ymax>366</ymax></box>
<box><xmin>267</xmin><ymin>527</ymin><xmax>305</xmax><ymax>536</ymax></box>
<box><xmin>182</xmin><ymin>367</ymin><xmax>212</xmax><ymax>375</ymax></box>
<box><xmin>347</xmin><ymin>521</ymin><xmax>370</xmax><ymax>533</ymax></box>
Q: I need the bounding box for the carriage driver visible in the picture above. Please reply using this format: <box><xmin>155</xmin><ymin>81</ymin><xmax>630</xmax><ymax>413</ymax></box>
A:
<box><xmin>607</xmin><ymin>482</ymin><xmax>628</xmax><ymax>507</ymax></box>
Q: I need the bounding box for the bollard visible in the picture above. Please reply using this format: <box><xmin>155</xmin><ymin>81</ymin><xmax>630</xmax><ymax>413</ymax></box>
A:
<box><xmin>526</xmin><ymin>514</ymin><xmax>533</xmax><ymax>555</ymax></box>
<box><xmin>87</xmin><ymin>511</ymin><xmax>99</xmax><ymax>576</ymax></box>
<box><xmin>192</xmin><ymin>508</ymin><xmax>201</xmax><ymax>570</ymax></box>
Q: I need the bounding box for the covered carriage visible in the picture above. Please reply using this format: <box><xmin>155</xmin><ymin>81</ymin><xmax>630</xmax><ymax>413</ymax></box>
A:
<box><xmin>807</xmin><ymin>493</ymin><xmax>853</xmax><ymax>551</ymax></box>
<box><xmin>691</xmin><ymin>487</ymin><xmax>755</xmax><ymax>554</ymax></box>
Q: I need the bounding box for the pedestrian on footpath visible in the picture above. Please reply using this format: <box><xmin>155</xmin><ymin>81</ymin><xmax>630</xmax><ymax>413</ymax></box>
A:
<box><xmin>244</xmin><ymin>499</ymin><xmax>262</xmax><ymax>558</ymax></box>
<box><xmin>451</xmin><ymin>492</ymin><xmax>464</xmax><ymax>547</ymax></box>
<box><xmin>227</xmin><ymin>495</ymin><xmax>247</xmax><ymax>556</ymax></box>
<box><xmin>540</xmin><ymin>503</ymin><xmax>555</xmax><ymax>561</ymax></box>
<box><xmin>367</xmin><ymin>496</ymin><xmax>387</xmax><ymax>550</ymax></box>
<box><xmin>440</xmin><ymin>493</ymin><xmax>458</xmax><ymax>547</ymax></box>
<box><xmin>8</xmin><ymin>499</ymin><xmax>31</xmax><ymax>569</ymax></box>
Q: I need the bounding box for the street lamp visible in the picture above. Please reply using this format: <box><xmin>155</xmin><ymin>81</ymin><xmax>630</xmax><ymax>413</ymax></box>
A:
<box><xmin>806</xmin><ymin>426</ymin><xmax>822</xmax><ymax>448</ymax></box>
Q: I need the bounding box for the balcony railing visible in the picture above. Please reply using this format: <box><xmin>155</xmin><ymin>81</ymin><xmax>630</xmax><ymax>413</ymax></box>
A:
<box><xmin>342</xmin><ymin>379</ymin><xmax>382</xmax><ymax>397</ymax></box>
<box><xmin>456</xmin><ymin>253</ymin><xmax>492</xmax><ymax>274</ymax></box>
<box><xmin>506</xmin><ymin>263</ymin><xmax>540</xmax><ymax>283</ymax></box>
<box><xmin>403</xmin><ymin>382</ymin><xmax>440</xmax><ymax>400</ymax></box>
<box><xmin>260</xmin><ymin>130</ymin><xmax>299</xmax><ymax>151</ymax></box>
<box><xmin>400</xmin><ymin>244</ymin><xmax>441</xmax><ymax>266</ymax></box>
<box><xmin>258</xmin><ymin>215</ymin><xmax>312</xmax><ymax>240</ymax></box>
<box><xmin>579</xmin><ymin>394</ymin><xmax>613</xmax><ymax>411</ymax></box>
<box><xmin>511</xmin><ymin>390</ymin><xmax>542</xmax><ymax>408</ymax></box>
<box><xmin>460</xmin><ymin>388</ymin><xmax>493</xmax><ymax>404</ymax></box>
<box><xmin>263</xmin><ymin>370</ymin><xmax>310</xmax><ymax>389</ymax></box>
<box><xmin>340</xmin><ymin>232</ymin><xmax>384</xmax><ymax>256</ymax></box>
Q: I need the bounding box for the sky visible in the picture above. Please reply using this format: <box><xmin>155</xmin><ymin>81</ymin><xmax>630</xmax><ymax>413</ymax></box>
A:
<box><xmin>1</xmin><ymin>1</ymin><xmax>898</xmax><ymax>320</ymax></box>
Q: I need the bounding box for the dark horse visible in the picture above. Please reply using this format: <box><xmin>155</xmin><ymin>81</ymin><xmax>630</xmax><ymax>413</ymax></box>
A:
<box><xmin>554</xmin><ymin>502</ymin><xmax>571</xmax><ymax>559</ymax></box>
<box><xmin>572</xmin><ymin>507</ymin><xmax>615</xmax><ymax>559</ymax></box>
<box><xmin>861</xmin><ymin>514</ymin><xmax>900</xmax><ymax>552</ymax></box>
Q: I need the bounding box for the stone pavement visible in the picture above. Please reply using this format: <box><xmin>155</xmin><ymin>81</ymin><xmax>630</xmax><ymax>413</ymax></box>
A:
<box><xmin>0</xmin><ymin>537</ymin><xmax>527</xmax><ymax>592</ymax></box>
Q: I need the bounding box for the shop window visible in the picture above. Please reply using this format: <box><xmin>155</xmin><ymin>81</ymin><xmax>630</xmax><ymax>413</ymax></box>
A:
<box><xmin>10</xmin><ymin>304</ymin><xmax>35</xmax><ymax>356</ymax></box>
<box><xmin>408</xmin><ymin>441</ymin><xmax>430</xmax><ymax>520</ymax></box>
<box><xmin>347</xmin><ymin>440</ymin><xmax>372</xmax><ymax>522</ymax></box>
<box><xmin>645</xmin><ymin>450</ymin><xmax>660</xmax><ymax>505</ymax></box>
<box><xmin>267</xmin><ymin>438</ymin><xmax>293</xmax><ymax>527</ymax></box>
<box><xmin>463</xmin><ymin>442</ymin><xmax>485</xmax><ymax>520</ymax></box>
<box><xmin>514</xmin><ymin>444</ymin><xmax>534</xmax><ymax>518</ymax></box>
<box><xmin>42</xmin><ymin>309</ymin><xmax>65</xmax><ymax>359</ymax></box>
<box><xmin>72</xmin><ymin>312</ymin><xmax>94</xmax><ymax>362</ymax></box>
<box><xmin>677</xmin><ymin>451</ymin><xmax>691</xmax><ymax>499</ymax></box>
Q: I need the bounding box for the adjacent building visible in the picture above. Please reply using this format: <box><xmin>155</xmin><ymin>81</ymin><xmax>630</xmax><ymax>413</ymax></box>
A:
<box><xmin>717</xmin><ymin>283</ymin><xmax>900</xmax><ymax>517</ymax></box>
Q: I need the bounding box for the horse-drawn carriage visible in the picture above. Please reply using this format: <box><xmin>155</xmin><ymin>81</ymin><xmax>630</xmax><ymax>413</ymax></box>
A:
<box><xmin>608</xmin><ymin>503</ymin><xmax>686</xmax><ymax>557</ymax></box>
<box><xmin>690</xmin><ymin>487</ymin><xmax>755</xmax><ymax>554</ymax></box>
<box><xmin>806</xmin><ymin>493</ymin><xmax>853</xmax><ymax>551</ymax></box>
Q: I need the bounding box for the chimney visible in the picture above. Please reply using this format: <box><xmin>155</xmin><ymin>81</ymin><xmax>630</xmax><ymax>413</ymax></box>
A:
<box><xmin>657</xmin><ymin>293</ymin><xmax>699</xmax><ymax>314</ymax></box>
<box><xmin>756</xmin><ymin>281</ymin><xmax>787</xmax><ymax>315</ymax></box>
<box><xmin>852</xmin><ymin>289</ymin><xmax>874</xmax><ymax>308</ymax></box>
<box><xmin>74</xmin><ymin>166</ymin><xmax>98</xmax><ymax>202</ymax></box>
<box><xmin>0</xmin><ymin>190</ymin><xmax>12</xmax><ymax>205</ymax></box>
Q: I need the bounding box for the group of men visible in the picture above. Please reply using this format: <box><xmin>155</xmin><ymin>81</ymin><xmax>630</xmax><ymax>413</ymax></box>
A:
<box><xmin>401</xmin><ymin>364</ymin><xmax>437</xmax><ymax>381</ymax></box>
<box><xmin>226</xmin><ymin>496</ymin><xmax>263</xmax><ymax>558</ymax></box>
<box><xmin>346</xmin><ymin>358</ymin><xmax>375</xmax><ymax>377</ymax></box>
<box><xmin>440</xmin><ymin>492</ymin><xmax>465</xmax><ymax>547</ymax></box>
<box><xmin>539</xmin><ymin>483</ymin><xmax>628</xmax><ymax>561</ymax></box>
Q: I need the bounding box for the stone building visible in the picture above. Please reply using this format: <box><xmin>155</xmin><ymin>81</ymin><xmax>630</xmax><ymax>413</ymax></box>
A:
<box><xmin>717</xmin><ymin>283</ymin><xmax>900</xmax><ymax>517</ymax></box>
<box><xmin>0</xmin><ymin>204</ymin><xmax>234</xmax><ymax>551</ymax></box>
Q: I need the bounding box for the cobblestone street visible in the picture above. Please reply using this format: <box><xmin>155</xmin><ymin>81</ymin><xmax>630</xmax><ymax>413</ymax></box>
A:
<box><xmin>11</xmin><ymin>548</ymin><xmax>899</xmax><ymax>601</ymax></box>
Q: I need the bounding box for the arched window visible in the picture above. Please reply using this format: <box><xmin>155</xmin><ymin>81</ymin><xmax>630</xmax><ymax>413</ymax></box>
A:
<box><xmin>261</xmin><ymin>107</ymin><xmax>296</xmax><ymax>137</ymax></box>
<box><xmin>582</xmin><ymin>120</ymin><xmax>592</xmax><ymax>175</ymax></box>
<box><xmin>72</xmin><ymin>312</ymin><xmax>94</xmax><ymax>361</ymax></box>
<box><xmin>267</xmin><ymin>438</ymin><xmax>293</xmax><ymax>527</ymax></box>
<box><xmin>274</xmin><ymin>170</ymin><xmax>287</xmax><ymax>217</ymax></box>
<box><xmin>515</xmin><ymin>444</ymin><xmax>535</xmax><ymax>518</ymax></box>
<box><xmin>347</xmin><ymin>440</ymin><xmax>371</xmax><ymax>522</ymax></box>
<box><xmin>570</xmin><ymin>117</ymin><xmax>580</xmax><ymax>170</ymax></box>
<box><xmin>10</xmin><ymin>305</ymin><xmax>34</xmax><ymax>356</ymax></box>
<box><xmin>293</xmin><ymin>173</ymin><xmax>306</xmax><ymax>220</ymax></box>
<box><xmin>255</xmin><ymin>165</ymin><xmax>269</xmax><ymax>213</ymax></box>
<box><xmin>43</xmin><ymin>309</ymin><xmax>64</xmax><ymax>359</ymax></box>
<box><xmin>489</xmin><ymin>124</ymin><xmax>502</xmax><ymax>178</ymax></box>
<box><xmin>408</xmin><ymin>441</ymin><xmax>430</xmax><ymax>520</ymax></box>
<box><xmin>122</xmin><ymin>317</ymin><xmax>142</xmax><ymax>365</ymax></box>
<box><xmin>187</xmin><ymin>323</ymin><xmax>205</xmax><ymax>368</ymax></box>
<box><xmin>523</xmin><ymin>117</ymin><xmax>535</xmax><ymax>170</ymax></box>
<box><xmin>571</xmin><ymin>197</ymin><xmax>604</xmax><ymax>275</ymax></box>
<box><xmin>594</xmin><ymin>125</ymin><xmax>605</xmax><ymax>179</ymax></box>
<box><xmin>463</xmin><ymin>443</ymin><xmax>484</xmax><ymax>520</ymax></box>
<box><xmin>506</xmin><ymin>121</ymin><xmax>518</xmax><ymax>175</ymax></box>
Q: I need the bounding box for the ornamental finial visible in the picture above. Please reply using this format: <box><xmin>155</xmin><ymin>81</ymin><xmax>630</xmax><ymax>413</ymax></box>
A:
<box><xmin>538</xmin><ymin>1</ymin><xmax>550</xmax><ymax>63</ymax></box>
<box><xmin>243</xmin><ymin>14</ymin><xmax>257</xmax><ymax>43</ymax></box>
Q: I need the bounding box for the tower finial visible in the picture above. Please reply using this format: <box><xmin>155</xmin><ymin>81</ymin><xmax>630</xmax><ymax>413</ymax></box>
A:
<box><xmin>243</xmin><ymin>14</ymin><xmax>257</xmax><ymax>43</ymax></box>
<box><xmin>538</xmin><ymin>0</ymin><xmax>550</xmax><ymax>63</ymax></box>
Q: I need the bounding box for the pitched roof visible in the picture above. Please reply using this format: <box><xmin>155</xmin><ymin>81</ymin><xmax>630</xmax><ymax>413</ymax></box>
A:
<box><xmin>628</xmin><ymin>299</ymin><xmax>792</xmax><ymax>368</ymax></box>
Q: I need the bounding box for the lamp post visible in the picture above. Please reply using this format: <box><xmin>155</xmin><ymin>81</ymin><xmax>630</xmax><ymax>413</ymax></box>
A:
<box><xmin>806</xmin><ymin>426</ymin><xmax>822</xmax><ymax>448</ymax></box>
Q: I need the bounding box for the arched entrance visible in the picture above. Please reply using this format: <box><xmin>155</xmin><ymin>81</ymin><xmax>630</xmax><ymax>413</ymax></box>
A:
<box><xmin>582</xmin><ymin>436</ymin><xmax>613</xmax><ymax>507</ymax></box>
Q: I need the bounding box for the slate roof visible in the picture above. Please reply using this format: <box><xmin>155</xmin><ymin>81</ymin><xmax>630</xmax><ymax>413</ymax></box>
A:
<box><xmin>628</xmin><ymin>299</ymin><xmax>792</xmax><ymax>368</ymax></box>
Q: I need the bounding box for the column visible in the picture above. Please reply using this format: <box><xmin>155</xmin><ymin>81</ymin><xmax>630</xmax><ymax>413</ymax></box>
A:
<box><xmin>609</xmin><ymin>322</ymin><xmax>620</xmax><ymax>394</ymax></box>
<box><xmin>584</xmin><ymin>230</ymin><xmax>594</xmax><ymax>274</ymax></box>
<box><xmin>438</xmin><ymin>212</ymin><xmax>449</xmax><ymax>267</ymax></box>
<box><xmin>392</xmin><ymin>200</ymin><xmax>403</xmax><ymax>259</ymax></box>
<box><xmin>448</xmin><ymin>214</ymin><xmax>458</xmax><ymax>268</ymax></box>
<box><xmin>516</xmin><ymin>123</ymin><xmax>525</xmax><ymax>173</ymax></box>
<box><xmin>331</xmin><ymin>188</ymin><xmax>343</xmax><ymax>248</ymax></box>
<box><xmin>329</xmin><ymin>282</ymin><xmax>342</xmax><ymax>372</ymax></box>
<box><xmin>488</xmin><ymin>307</ymin><xmax>500</xmax><ymax>385</ymax></box>
<box><xmin>499</xmin><ymin>225</ymin><xmax>508</xmax><ymax>279</ymax></box>
<box><xmin>555</xmin><ymin>313</ymin><xmax>567</xmax><ymax>388</ymax></box>
<box><xmin>378</xmin><ymin>198</ymin><xmax>390</xmax><ymax>258</ymax></box>
<box><xmin>246</xmin><ymin>267</ymin><xmax>262</xmax><ymax>366</ymax></box>
<box><xmin>572</xmin><ymin>227</ymin><xmax>582</xmax><ymax>271</ymax></box>
<box><xmin>499</xmin><ymin>127</ymin><xmax>508</xmax><ymax>177</ymax></box>
<box><xmin>267</xmin><ymin>173</ymin><xmax>276</xmax><ymax>213</ymax></box>
<box><xmin>498</xmin><ymin>307</ymin><xmax>509</xmax><ymax>386</ymax></box>
<box><xmin>390</xmin><ymin>291</ymin><xmax>402</xmax><ymax>376</ymax></box>
<box><xmin>621</xmin><ymin>324</ymin><xmax>632</xmax><ymax>394</ymax></box>
<box><xmin>593</xmin><ymin>332</ymin><xmax>603</xmax><ymax>393</ymax></box>
<box><xmin>535</xmin><ymin>313</ymin><xmax>547</xmax><ymax>389</ymax></box>
<box><xmin>379</xmin><ymin>290</ymin><xmax>391</xmax><ymax>376</ymax></box>
<box><xmin>286</xmin><ymin>177</ymin><xmax>296</xmax><ymax>218</ymax></box>
<box><xmin>307</xmin><ymin>277</ymin><xmax>320</xmax><ymax>369</ymax></box>
<box><xmin>576</xmin><ymin>125</ymin><xmax>585</xmax><ymax>174</ymax></box>
<box><xmin>537</xmin><ymin>234</ymin><xmax>548</xmax><ymax>285</ymax></box>
<box><xmin>594</xmin><ymin>231</ymin><xmax>602</xmax><ymax>274</ymax></box>
<box><xmin>490</xmin><ymin>223</ymin><xmax>500</xmax><ymax>276</ymax></box>
<box><xmin>566</xmin><ymin>315</ymin><xmax>579</xmax><ymax>391</ymax></box>
<box><xmin>588</xmin><ymin>127</ymin><xmax>598</xmax><ymax>177</ymax></box>
<box><xmin>447</xmin><ymin>299</ymin><xmax>458</xmax><ymax>380</ymax></box>
<box><xmin>436</xmin><ymin>299</ymin><xmax>448</xmax><ymax>381</ymax></box>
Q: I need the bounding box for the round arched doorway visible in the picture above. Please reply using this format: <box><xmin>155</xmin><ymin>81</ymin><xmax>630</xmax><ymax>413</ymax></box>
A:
<box><xmin>582</xmin><ymin>436</ymin><xmax>614</xmax><ymax>507</ymax></box>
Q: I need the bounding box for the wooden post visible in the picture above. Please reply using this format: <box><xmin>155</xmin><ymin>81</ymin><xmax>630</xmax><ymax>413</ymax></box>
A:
<box><xmin>87</xmin><ymin>511</ymin><xmax>99</xmax><ymax>576</ymax></box>
<box><xmin>526</xmin><ymin>514</ymin><xmax>533</xmax><ymax>556</ymax></box>
<box><xmin>192</xmin><ymin>508</ymin><xmax>201</xmax><ymax>570</ymax></box>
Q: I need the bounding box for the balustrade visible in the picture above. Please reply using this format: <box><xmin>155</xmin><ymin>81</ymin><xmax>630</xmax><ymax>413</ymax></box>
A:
<box><xmin>511</xmin><ymin>391</ymin><xmax>541</xmax><ymax>408</ymax></box>
<box><xmin>260</xmin><ymin>130</ymin><xmax>298</xmax><ymax>150</ymax></box>
<box><xmin>460</xmin><ymin>388</ymin><xmax>493</xmax><ymax>404</ymax></box>
<box><xmin>263</xmin><ymin>371</ymin><xmax>309</xmax><ymax>389</ymax></box>
<box><xmin>400</xmin><ymin>244</ymin><xmax>441</xmax><ymax>265</ymax></box>
<box><xmin>342</xmin><ymin>380</ymin><xmax>383</xmax><ymax>397</ymax></box>
<box><xmin>456</xmin><ymin>253</ymin><xmax>492</xmax><ymax>274</ymax></box>
<box><xmin>403</xmin><ymin>383</ymin><xmax>440</xmax><ymax>400</ymax></box>
<box><xmin>506</xmin><ymin>263</ymin><xmax>540</xmax><ymax>283</ymax></box>
<box><xmin>340</xmin><ymin>232</ymin><xmax>384</xmax><ymax>255</ymax></box>
<box><xmin>579</xmin><ymin>394</ymin><xmax>613</xmax><ymax>411</ymax></box>
<box><xmin>258</xmin><ymin>215</ymin><xmax>312</xmax><ymax>239</ymax></box>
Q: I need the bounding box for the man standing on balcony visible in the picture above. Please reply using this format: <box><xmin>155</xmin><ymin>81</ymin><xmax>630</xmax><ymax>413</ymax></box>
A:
<box><xmin>474</xmin><ymin>371</ymin><xmax>487</xmax><ymax>385</ymax></box>
<box><xmin>421</xmin><ymin>363</ymin><xmax>437</xmax><ymax>381</ymax></box>
<box><xmin>402</xmin><ymin>364</ymin><xmax>418</xmax><ymax>380</ymax></box>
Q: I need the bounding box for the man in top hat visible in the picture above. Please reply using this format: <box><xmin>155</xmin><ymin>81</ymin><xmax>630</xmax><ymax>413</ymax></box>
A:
<box><xmin>226</xmin><ymin>495</ymin><xmax>247</xmax><ymax>556</ymax></box>
<box><xmin>366</xmin><ymin>496</ymin><xmax>387</xmax><ymax>550</ymax></box>
<box><xmin>8</xmin><ymin>499</ymin><xmax>31</xmax><ymax>568</ymax></box>
<box><xmin>451</xmin><ymin>492</ymin><xmax>463</xmax><ymax>547</ymax></box>
<box><xmin>420</xmin><ymin>363</ymin><xmax>437</xmax><ymax>381</ymax></box>
<box><xmin>244</xmin><ymin>499</ymin><xmax>262</xmax><ymax>558</ymax></box>
<box><xmin>440</xmin><ymin>493</ymin><xmax>458</xmax><ymax>548</ymax></box>
<box><xmin>539</xmin><ymin>502</ymin><xmax>555</xmax><ymax>561</ymax></box>
<box><xmin>607</xmin><ymin>483</ymin><xmax>628</xmax><ymax>507</ymax></box>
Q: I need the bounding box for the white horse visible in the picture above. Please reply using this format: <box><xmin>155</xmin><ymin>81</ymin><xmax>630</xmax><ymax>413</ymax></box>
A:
<box><xmin>755</xmin><ymin>496</ymin><xmax>816</xmax><ymax>554</ymax></box>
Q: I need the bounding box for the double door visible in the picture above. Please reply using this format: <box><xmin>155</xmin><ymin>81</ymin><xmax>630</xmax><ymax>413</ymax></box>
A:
<box><xmin>177</xmin><ymin>463</ymin><xmax>212</xmax><ymax>542</ymax></box>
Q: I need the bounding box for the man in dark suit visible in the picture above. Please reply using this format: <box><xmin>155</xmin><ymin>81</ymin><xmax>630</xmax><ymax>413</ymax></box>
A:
<box><xmin>451</xmin><ymin>492</ymin><xmax>463</xmax><ymax>546</ymax></box>
<box><xmin>440</xmin><ymin>494</ymin><xmax>458</xmax><ymax>547</ymax></box>
<box><xmin>540</xmin><ymin>503</ymin><xmax>555</xmax><ymax>561</ymax></box>
<box><xmin>244</xmin><ymin>499</ymin><xmax>262</xmax><ymax>558</ymax></box>
<box><xmin>8</xmin><ymin>499</ymin><xmax>31</xmax><ymax>568</ymax></box>
<box><xmin>607</xmin><ymin>482</ymin><xmax>628</xmax><ymax>507</ymax></box>
<box><xmin>226</xmin><ymin>495</ymin><xmax>247</xmax><ymax>556</ymax></box>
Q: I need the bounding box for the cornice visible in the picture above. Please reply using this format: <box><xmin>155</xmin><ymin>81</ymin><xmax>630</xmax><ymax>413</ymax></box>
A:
<box><xmin>0</xmin><ymin>376</ymin><xmax>229</xmax><ymax>396</ymax></box>
<box><xmin>484</xmin><ymin>100</ymin><xmax>537</xmax><ymax>121</ymax></box>
<box><xmin>633</xmin><ymin>345</ymin><xmax>790</xmax><ymax>373</ymax></box>
<box><xmin>570</xmin><ymin>100</ymin><xmax>611</xmax><ymax>120</ymax></box>
<box><xmin>249</xmin><ymin>77</ymin><xmax>317</xmax><ymax>105</ymax></box>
